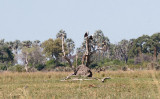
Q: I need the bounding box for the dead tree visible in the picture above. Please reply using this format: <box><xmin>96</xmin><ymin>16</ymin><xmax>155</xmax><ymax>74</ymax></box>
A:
<box><xmin>74</xmin><ymin>32</ymin><xmax>108</xmax><ymax>76</ymax></box>
<box><xmin>81</xmin><ymin>32</ymin><xmax>92</xmax><ymax>66</ymax></box>
<box><xmin>61</xmin><ymin>32</ymin><xmax>93</xmax><ymax>77</ymax></box>
<box><xmin>61</xmin><ymin>33</ymin><xmax>73</xmax><ymax>68</ymax></box>
<box><xmin>73</xmin><ymin>32</ymin><xmax>93</xmax><ymax>77</ymax></box>
<box><xmin>61</xmin><ymin>32</ymin><xmax>111</xmax><ymax>81</ymax></box>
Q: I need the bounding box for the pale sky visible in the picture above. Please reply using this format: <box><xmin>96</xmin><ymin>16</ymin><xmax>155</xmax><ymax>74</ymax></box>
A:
<box><xmin>0</xmin><ymin>0</ymin><xmax>160</xmax><ymax>48</ymax></box>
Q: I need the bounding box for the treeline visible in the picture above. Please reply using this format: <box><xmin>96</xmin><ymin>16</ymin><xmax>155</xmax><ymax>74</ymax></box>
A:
<box><xmin>0</xmin><ymin>30</ymin><xmax>160</xmax><ymax>72</ymax></box>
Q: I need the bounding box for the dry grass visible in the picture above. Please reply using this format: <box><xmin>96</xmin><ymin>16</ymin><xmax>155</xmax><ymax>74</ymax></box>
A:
<box><xmin>0</xmin><ymin>70</ymin><xmax>160</xmax><ymax>99</ymax></box>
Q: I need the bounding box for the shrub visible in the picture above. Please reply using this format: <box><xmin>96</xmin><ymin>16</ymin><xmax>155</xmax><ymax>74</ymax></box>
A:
<box><xmin>122</xmin><ymin>66</ymin><xmax>128</xmax><ymax>71</ymax></box>
<box><xmin>155</xmin><ymin>66</ymin><xmax>160</xmax><ymax>70</ymax></box>
<box><xmin>0</xmin><ymin>63</ymin><xmax>7</xmax><ymax>70</ymax></box>
<box><xmin>8</xmin><ymin>65</ymin><xmax>25</xmax><ymax>72</ymax></box>
<box><xmin>127</xmin><ymin>59</ymin><xmax>134</xmax><ymax>65</ymax></box>
<box><xmin>90</xmin><ymin>63</ymin><xmax>98</xmax><ymax>68</ymax></box>
<box><xmin>110</xmin><ymin>66</ymin><xmax>118</xmax><ymax>71</ymax></box>
<box><xmin>134</xmin><ymin>57</ymin><xmax>142</xmax><ymax>64</ymax></box>
<box><xmin>104</xmin><ymin>58</ymin><xmax>112</xmax><ymax>62</ymax></box>
<box><xmin>46</xmin><ymin>59</ymin><xmax>56</xmax><ymax>66</ymax></box>
<box><xmin>35</xmin><ymin>64</ymin><xmax>45</xmax><ymax>71</ymax></box>
<box><xmin>113</xmin><ymin>59</ymin><xmax>123</xmax><ymax>65</ymax></box>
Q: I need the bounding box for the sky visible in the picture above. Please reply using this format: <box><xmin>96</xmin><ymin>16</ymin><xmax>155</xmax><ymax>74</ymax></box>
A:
<box><xmin>0</xmin><ymin>0</ymin><xmax>160</xmax><ymax>48</ymax></box>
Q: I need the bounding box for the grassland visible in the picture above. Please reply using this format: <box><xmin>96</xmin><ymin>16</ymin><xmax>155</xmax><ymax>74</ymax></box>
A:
<box><xmin>0</xmin><ymin>70</ymin><xmax>160</xmax><ymax>99</ymax></box>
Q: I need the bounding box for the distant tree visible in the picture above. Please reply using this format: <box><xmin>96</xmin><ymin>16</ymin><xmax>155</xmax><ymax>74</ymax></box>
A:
<box><xmin>33</xmin><ymin>40</ymin><xmax>41</xmax><ymax>47</ymax></box>
<box><xmin>145</xmin><ymin>33</ymin><xmax>160</xmax><ymax>61</ymax></box>
<box><xmin>0</xmin><ymin>39</ymin><xmax>14</xmax><ymax>66</ymax></box>
<box><xmin>129</xmin><ymin>35</ymin><xmax>150</xmax><ymax>59</ymax></box>
<box><xmin>0</xmin><ymin>39</ymin><xmax>5</xmax><ymax>45</ymax></box>
<box><xmin>20</xmin><ymin>46</ymin><xmax>45</xmax><ymax>69</ymax></box>
<box><xmin>114</xmin><ymin>39</ymin><xmax>132</xmax><ymax>63</ymax></box>
<box><xmin>22</xmin><ymin>40</ymin><xmax>32</xmax><ymax>48</ymax></box>
<box><xmin>6</xmin><ymin>40</ymin><xmax>22</xmax><ymax>64</ymax></box>
<box><xmin>42</xmin><ymin>38</ymin><xmax>65</xmax><ymax>65</ymax></box>
<box><xmin>93</xmin><ymin>30</ymin><xmax>109</xmax><ymax>48</ymax></box>
<box><xmin>20</xmin><ymin>47</ymin><xmax>32</xmax><ymax>71</ymax></box>
<box><xmin>66</xmin><ymin>38</ymin><xmax>75</xmax><ymax>57</ymax></box>
<box><xmin>20</xmin><ymin>40</ymin><xmax>33</xmax><ymax>71</ymax></box>
<box><xmin>92</xmin><ymin>30</ymin><xmax>110</xmax><ymax>60</ymax></box>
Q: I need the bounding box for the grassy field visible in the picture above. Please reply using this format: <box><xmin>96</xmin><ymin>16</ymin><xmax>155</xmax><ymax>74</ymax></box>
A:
<box><xmin>0</xmin><ymin>70</ymin><xmax>160</xmax><ymax>99</ymax></box>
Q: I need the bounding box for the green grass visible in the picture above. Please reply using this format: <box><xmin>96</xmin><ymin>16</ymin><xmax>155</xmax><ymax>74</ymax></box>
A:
<box><xmin>0</xmin><ymin>71</ymin><xmax>160</xmax><ymax>99</ymax></box>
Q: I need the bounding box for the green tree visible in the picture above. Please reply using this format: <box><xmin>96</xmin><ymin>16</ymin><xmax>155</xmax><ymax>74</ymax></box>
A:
<box><xmin>92</xmin><ymin>30</ymin><xmax>110</xmax><ymax>61</ymax></box>
<box><xmin>129</xmin><ymin>35</ymin><xmax>149</xmax><ymax>58</ymax></box>
<box><xmin>20</xmin><ymin>46</ymin><xmax>45</xmax><ymax>69</ymax></box>
<box><xmin>145</xmin><ymin>33</ymin><xmax>160</xmax><ymax>61</ymax></box>
<box><xmin>0</xmin><ymin>39</ymin><xmax>14</xmax><ymax>68</ymax></box>
<box><xmin>114</xmin><ymin>39</ymin><xmax>132</xmax><ymax>63</ymax></box>
<box><xmin>6</xmin><ymin>40</ymin><xmax>22</xmax><ymax>64</ymax></box>
<box><xmin>22</xmin><ymin>40</ymin><xmax>32</xmax><ymax>48</ymax></box>
<box><xmin>21</xmin><ymin>40</ymin><xmax>33</xmax><ymax>71</ymax></box>
<box><xmin>42</xmin><ymin>38</ymin><xmax>64</xmax><ymax>65</ymax></box>
<box><xmin>66</xmin><ymin>38</ymin><xmax>75</xmax><ymax>56</ymax></box>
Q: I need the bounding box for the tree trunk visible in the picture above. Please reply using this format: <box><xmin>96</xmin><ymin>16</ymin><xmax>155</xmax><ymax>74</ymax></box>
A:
<box><xmin>63</xmin><ymin>56</ymin><xmax>73</xmax><ymax>67</ymax></box>
<box><xmin>25</xmin><ymin>54</ymin><xmax>29</xmax><ymax>72</ymax></box>
<box><xmin>154</xmin><ymin>46</ymin><xmax>157</xmax><ymax>62</ymax></box>
<box><xmin>139</xmin><ymin>48</ymin><xmax>143</xmax><ymax>62</ymax></box>
<box><xmin>82</xmin><ymin>37</ymin><xmax>90</xmax><ymax>66</ymax></box>
<box><xmin>76</xmin><ymin>54</ymin><xmax>78</xmax><ymax>67</ymax></box>
<box><xmin>124</xmin><ymin>55</ymin><xmax>128</xmax><ymax>64</ymax></box>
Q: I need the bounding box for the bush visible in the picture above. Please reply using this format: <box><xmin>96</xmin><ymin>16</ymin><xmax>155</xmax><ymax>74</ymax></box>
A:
<box><xmin>8</xmin><ymin>65</ymin><xmax>25</xmax><ymax>72</ymax></box>
<box><xmin>90</xmin><ymin>63</ymin><xmax>98</xmax><ymax>68</ymax></box>
<box><xmin>113</xmin><ymin>59</ymin><xmax>124</xmax><ymax>65</ymax></box>
<box><xmin>122</xmin><ymin>66</ymin><xmax>128</xmax><ymax>71</ymax></box>
<box><xmin>127</xmin><ymin>59</ymin><xmax>134</xmax><ymax>65</ymax></box>
<box><xmin>110</xmin><ymin>66</ymin><xmax>118</xmax><ymax>71</ymax></box>
<box><xmin>0</xmin><ymin>63</ymin><xmax>7</xmax><ymax>70</ymax></box>
<box><xmin>134</xmin><ymin>57</ymin><xmax>142</xmax><ymax>64</ymax></box>
<box><xmin>35</xmin><ymin>64</ymin><xmax>45</xmax><ymax>71</ymax></box>
<box><xmin>155</xmin><ymin>66</ymin><xmax>160</xmax><ymax>70</ymax></box>
<box><xmin>104</xmin><ymin>58</ymin><xmax>112</xmax><ymax>62</ymax></box>
<box><xmin>46</xmin><ymin>59</ymin><xmax>56</xmax><ymax>66</ymax></box>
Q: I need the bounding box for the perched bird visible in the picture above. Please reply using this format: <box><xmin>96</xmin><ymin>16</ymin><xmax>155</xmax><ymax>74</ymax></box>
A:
<box><xmin>84</xmin><ymin>32</ymin><xmax>89</xmax><ymax>38</ymax></box>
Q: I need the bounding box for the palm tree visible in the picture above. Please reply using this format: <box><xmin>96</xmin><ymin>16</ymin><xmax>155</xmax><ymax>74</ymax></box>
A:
<box><xmin>56</xmin><ymin>29</ymin><xmax>67</xmax><ymax>39</ymax></box>
<box><xmin>22</xmin><ymin>40</ymin><xmax>32</xmax><ymax>48</ymax></box>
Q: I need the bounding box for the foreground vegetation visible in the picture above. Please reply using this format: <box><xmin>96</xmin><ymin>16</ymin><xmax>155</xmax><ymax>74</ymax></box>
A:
<box><xmin>0</xmin><ymin>70</ymin><xmax>160</xmax><ymax>99</ymax></box>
